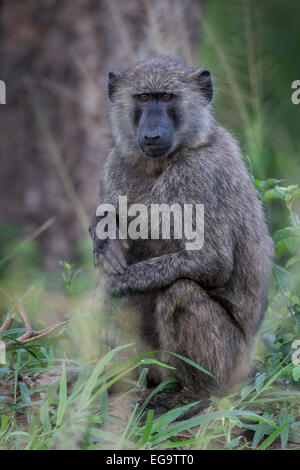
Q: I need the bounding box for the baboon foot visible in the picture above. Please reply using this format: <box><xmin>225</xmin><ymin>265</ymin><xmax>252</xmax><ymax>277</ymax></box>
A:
<box><xmin>139</xmin><ymin>390</ymin><xmax>208</xmax><ymax>421</ymax></box>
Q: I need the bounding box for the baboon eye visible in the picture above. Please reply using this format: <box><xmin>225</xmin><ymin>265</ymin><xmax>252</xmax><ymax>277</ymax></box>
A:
<box><xmin>138</xmin><ymin>94</ymin><xmax>149</xmax><ymax>102</ymax></box>
<box><xmin>161</xmin><ymin>93</ymin><xmax>172</xmax><ymax>101</ymax></box>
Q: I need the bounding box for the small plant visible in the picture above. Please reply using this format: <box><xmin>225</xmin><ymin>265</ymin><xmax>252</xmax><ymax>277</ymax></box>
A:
<box><xmin>254</xmin><ymin>178</ymin><xmax>300</xmax><ymax>387</ymax></box>
<box><xmin>59</xmin><ymin>261</ymin><xmax>82</xmax><ymax>295</ymax></box>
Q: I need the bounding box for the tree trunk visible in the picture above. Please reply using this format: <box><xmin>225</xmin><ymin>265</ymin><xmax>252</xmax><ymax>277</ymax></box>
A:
<box><xmin>0</xmin><ymin>0</ymin><xmax>203</xmax><ymax>269</ymax></box>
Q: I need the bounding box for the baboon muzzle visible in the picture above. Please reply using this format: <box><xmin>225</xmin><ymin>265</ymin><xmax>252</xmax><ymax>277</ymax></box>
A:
<box><xmin>138</xmin><ymin>104</ymin><xmax>173</xmax><ymax>158</ymax></box>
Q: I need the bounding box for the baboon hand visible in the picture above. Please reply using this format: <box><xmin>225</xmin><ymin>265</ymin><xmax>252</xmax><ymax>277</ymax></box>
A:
<box><xmin>93</xmin><ymin>238</ymin><xmax>129</xmax><ymax>275</ymax></box>
<box><xmin>108</xmin><ymin>254</ymin><xmax>180</xmax><ymax>295</ymax></box>
<box><xmin>89</xmin><ymin>213</ymin><xmax>129</xmax><ymax>274</ymax></box>
<box><xmin>108</xmin><ymin>272</ymin><xmax>130</xmax><ymax>297</ymax></box>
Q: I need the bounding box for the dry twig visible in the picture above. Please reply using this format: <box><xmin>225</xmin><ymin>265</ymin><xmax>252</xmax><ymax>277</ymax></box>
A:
<box><xmin>0</xmin><ymin>287</ymin><xmax>68</xmax><ymax>347</ymax></box>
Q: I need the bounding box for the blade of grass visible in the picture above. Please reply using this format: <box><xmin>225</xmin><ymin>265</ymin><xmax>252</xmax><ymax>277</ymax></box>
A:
<box><xmin>139</xmin><ymin>409</ymin><xmax>154</xmax><ymax>447</ymax></box>
<box><xmin>166</xmin><ymin>351</ymin><xmax>214</xmax><ymax>377</ymax></box>
<box><xmin>257</xmin><ymin>418</ymin><xmax>290</xmax><ymax>450</ymax></box>
<box><xmin>56</xmin><ymin>362</ymin><xmax>67</xmax><ymax>426</ymax></box>
<box><xmin>77</xmin><ymin>344</ymin><xmax>134</xmax><ymax>412</ymax></box>
<box><xmin>150</xmin><ymin>410</ymin><xmax>276</xmax><ymax>447</ymax></box>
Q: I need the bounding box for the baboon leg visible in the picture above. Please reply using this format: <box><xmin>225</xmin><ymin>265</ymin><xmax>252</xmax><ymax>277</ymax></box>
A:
<box><xmin>152</xmin><ymin>279</ymin><xmax>252</xmax><ymax>416</ymax></box>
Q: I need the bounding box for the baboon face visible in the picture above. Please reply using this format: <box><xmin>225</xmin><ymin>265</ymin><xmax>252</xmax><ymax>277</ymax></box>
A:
<box><xmin>134</xmin><ymin>92</ymin><xmax>177</xmax><ymax>159</ymax></box>
<box><xmin>108</xmin><ymin>57</ymin><xmax>214</xmax><ymax>160</ymax></box>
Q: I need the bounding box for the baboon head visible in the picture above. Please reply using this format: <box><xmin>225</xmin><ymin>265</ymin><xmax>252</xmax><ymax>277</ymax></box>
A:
<box><xmin>108</xmin><ymin>56</ymin><xmax>215</xmax><ymax>161</ymax></box>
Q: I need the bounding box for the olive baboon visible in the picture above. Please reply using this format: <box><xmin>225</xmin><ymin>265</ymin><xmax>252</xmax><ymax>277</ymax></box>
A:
<box><xmin>89</xmin><ymin>56</ymin><xmax>273</xmax><ymax>416</ymax></box>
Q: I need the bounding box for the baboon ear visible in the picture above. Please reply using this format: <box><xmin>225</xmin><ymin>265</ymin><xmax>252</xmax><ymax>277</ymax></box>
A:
<box><xmin>192</xmin><ymin>69</ymin><xmax>213</xmax><ymax>102</ymax></box>
<box><xmin>108</xmin><ymin>71</ymin><xmax>122</xmax><ymax>100</ymax></box>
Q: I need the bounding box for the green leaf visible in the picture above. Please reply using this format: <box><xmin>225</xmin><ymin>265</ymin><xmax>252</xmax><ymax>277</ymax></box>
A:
<box><xmin>139</xmin><ymin>409</ymin><xmax>154</xmax><ymax>447</ymax></box>
<box><xmin>19</xmin><ymin>382</ymin><xmax>31</xmax><ymax>404</ymax></box>
<box><xmin>150</xmin><ymin>410</ymin><xmax>275</xmax><ymax>447</ymax></box>
<box><xmin>262</xmin><ymin>186</ymin><xmax>286</xmax><ymax>202</ymax></box>
<box><xmin>99</xmin><ymin>388</ymin><xmax>110</xmax><ymax>430</ymax></box>
<box><xmin>56</xmin><ymin>362</ymin><xmax>67</xmax><ymax>426</ymax></box>
<box><xmin>254</xmin><ymin>178</ymin><xmax>283</xmax><ymax>192</ymax></box>
<box><xmin>166</xmin><ymin>351</ymin><xmax>214</xmax><ymax>377</ymax></box>
<box><xmin>279</xmin><ymin>408</ymin><xmax>290</xmax><ymax>449</ymax></box>
<box><xmin>59</xmin><ymin>260</ymin><xmax>72</xmax><ymax>273</ymax></box>
<box><xmin>274</xmin><ymin>264</ymin><xmax>294</xmax><ymax>291</ymax></box>
<box><xmin>255</xmin><ymin>372</ymin><xmax>266</xmax><ymax>392</ymax></box>
<box><xmin>78</xmin><ymin>344</ymin><xmax>134</xmax><ymax>412</ymax></box>
<box><xmin>284</xmin><ymin>237</ymin><xmax>299</xmax><ymax>252</ymax></box>
<box><xmin>275</xmin><ymin>239</ymin><xmax>289</xmax><ymax>257</ymax></box>
<box><xmin>40</xmin><ymin>400</ymin><xmax>52</xmax><ymax>434</ymax></box>
<box><xmin>285</xmin><ymin>187</ymin><xmax>300</xmax><ymax>204</ymax></box>
<box><xmin>253</xmin><ymin>179</ymin><xmax>263</xmax><ymax>188</ymax></box>
<box><xmin>251</xmin><ymin>410</ymin><xmax>274</xmax><ymax>448</ymax></box>
<box><xmin>265</xmin><ymin>178</ymin><xmax>283</xmax><ymax>186</ymax></box>
<box><xmin>257</xmin><ymin>418</ymin><xmax>290</xmax><ymax>450</ymax></box>
<box><xmin>241</xmin><ymin>384</ymin><xmax>254</xmax><ymax>399</ymax></box>
<box><xmin>225</xmin><ymin>437</ymin><xmax>240</xmax><ymax>449</ymax></box>
<box><xmin>133</xmin><ymin>376</ymin><xmax>180</xmax><ymax>427</ymax></box>
<box><xmin>150</xmin><ymin>402</ymin><xmax>200</xmax><ymax>434</ymax></box>
<box><xmin>274</xmin><ymin>226</ymin><xmax>300</xmax><ymax>242</ymax></box>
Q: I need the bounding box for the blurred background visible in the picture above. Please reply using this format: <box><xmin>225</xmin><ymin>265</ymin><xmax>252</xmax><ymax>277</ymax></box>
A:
<box><xmin>0</xmin><ymin>0</ymin><xmax>299</xmax><ymax>277</ymax></box>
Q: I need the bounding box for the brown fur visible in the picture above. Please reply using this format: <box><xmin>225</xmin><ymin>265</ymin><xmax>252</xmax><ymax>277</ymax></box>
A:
<box><xmin>89</xmin><ymin>56</ymin><xmax>273</xmax><ymax>416</ymax></box>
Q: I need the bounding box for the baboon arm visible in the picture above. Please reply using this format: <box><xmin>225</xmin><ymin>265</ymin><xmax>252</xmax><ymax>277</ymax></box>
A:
<box><xmin>179</xmin><ymin>249</ymin><xmax>233</xmax><ymax>287</ymax></box>
<box><xmin>110</xmin><ymin>248</ymin><xmax>233</xmax><ymax>295</ymax></box>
